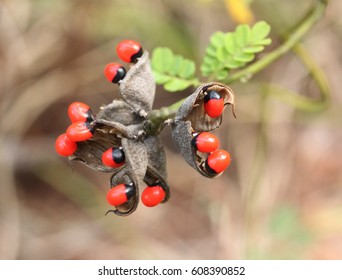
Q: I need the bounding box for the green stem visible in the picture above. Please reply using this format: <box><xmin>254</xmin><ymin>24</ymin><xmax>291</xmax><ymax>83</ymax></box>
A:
<box><xmin>262</xmin><ymin>43</ymin><xmax>330</xmax><ymax>112</ymax></box>
<box><xmin>145</xmin><ymin>102</ymin><xmax>181</xmax><ymax>135</ymax></box>
<box><xmin>293</xmin><ymin>43</ymin><xmax>330</xmax><ymax>108</ymax></box>
<box><xmin>148</xmin><ymin>0</ymin><xmax>328</xmax><ymax>129</ymax></box>
<box><xmin>224</xmin><ymin>0</ymin><xmax>328</xmax><ymax>84</ymax></box>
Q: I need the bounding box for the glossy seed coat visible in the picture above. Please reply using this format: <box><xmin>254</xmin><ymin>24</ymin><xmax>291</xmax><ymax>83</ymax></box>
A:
<box><xmin>192</xmin><ymin>132</ymin><xmax>220</xmax><ymax>153</ymax></box>
<box><xmin>116</xmin><ymin>40</ymin><xmax>143</xmax><ymax>63</ymax></box>
<box><xmin>68</xmin><ymin>102</ymin><xmax>93</xmax><ymax>123</ymax></box>
<box><xmin>204</xmin><ymin>90</ymin><xmax>225</xmax><ymax>118</ymax></box>
<box><xmin>66</xmin><ymin>121</ymin><xmax>93</xmax><ymax>142</ymax></box>
<box><xmin>102</xmin><ymin>147</ymin><xmax>125</xmax><ymax>168</ymax></box>
<box><xmin>205</xmin><ymin>150</ymin><xmax>231</xmax><ymax>174</ymax></box>
<box><xmin>104</xmin><ymin>63</ymin><xmax>126</xmax><ymax>83</ymax></box>
<box><xmin>55</xmin><ymin>133</ymin><xmax>77</xmax><ymax>156</ymax></box>
<box><xmin>106</xmin><ymin>183</ymin><xmax>135</xmax><ymax>206</ymax></box>
<box><xmin>141</xmin><ymin>184</ymin><xmax>165</xmax><ymax>207</ymax></box>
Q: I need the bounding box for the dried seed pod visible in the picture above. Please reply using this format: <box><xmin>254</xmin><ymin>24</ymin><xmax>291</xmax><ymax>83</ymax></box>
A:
<box><xmin>143</xmin><ymin>136</ymin><xmax>167</xmax><ymax>180</ymax></box>
<box><xmin>172</xmin><ymin>121</ymin><xmax>224</xmax><ymax>178</ymax></box>
<box><xmin>174</xmin><ymin>82</ymin><xmax>235</xmax><ymax>132</ymax></box>
<box><xmin>64</xmin><ymin>70</ymin><xmax>165</xmax><ymax>216</ymax></box>
<box><xmin>119</xmin><ymin>52</ymin><xmax>156</xmax><ymax>117</ymax></box>
<box><xmin>96</xmin><ymin>100</ymin><xmax>144</xmax><ymax>126</ymax></box>
<box><xmin>107</xmin><ymin>183</ymin><xmax>135</xmax><ymax>207</ymax></box>
<box><xmin>172</xmin><ymin>82</ymin><xmax>235</xmax><ymax>178</ymax></box>
<box><xmin>143</xmin><ymin>136</ymin><xmax>170</xmax><ymax>203</ymax></box>
<box><xmin>68</xmin><ymin>100</ymin><xmax>146</xmax><ymax>172</ymax></box>
<box><xmin>109</xmin><ymin>170</ymin><xmax>139</xmax><ymax>216</ymax></box>
<box><xmin>58</xmin><ymin>44</ymin><xmax>239</xmax><ymax>216</ymax></box>
<box><xmin>121</xmin><ymin>138</ymin><xmax>148</xmax><ymax>181</ymax></box>
<box><xmin>69</xmin><ymin>131</ymin><xmax>123</xmax><ymax>172</ymax></box>
<box><xmin>107</xmin><ymin>138</ymin><xmax>148</xmax><ymax>216</ymax></box>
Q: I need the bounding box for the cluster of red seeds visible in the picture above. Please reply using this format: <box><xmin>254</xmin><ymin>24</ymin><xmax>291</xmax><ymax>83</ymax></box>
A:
<box><xmin>55</xmin><ymin>101</ymin><xmax>94</xmax><ymax>156</ymax></box>
<box><xmin>200</xmin><ymin>89</ymin><xmax>231</xmax><ymax>175</ymax></box>
<box><xmin>55</xmin><ymin>40</ymin><xmax>165</xmax><ymax>209</ymax></box>
<box><xmin>192</xmin><ymin>131</ymin><xmax>231</xmax><ymax>176</ymax></box>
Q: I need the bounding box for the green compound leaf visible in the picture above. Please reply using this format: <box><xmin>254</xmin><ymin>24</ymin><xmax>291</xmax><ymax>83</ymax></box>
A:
<box><xmin>201</xmin><ymin>21</ymin><xmax>272</xmax><ymax>81</ymax></box>
<box><xmin>151</xmin><ymin>47</ymin><xmax>199</xmax><ymax>92</ymax></box>
<box><xmin>151</xmin><ymin>47</ymin><xmax>174</xmax><ymax>73</ymax></box>
<box><xmin>252</xmin><ymin>21</ymin><xmax>271</xmax><ymax>42</ymax></box>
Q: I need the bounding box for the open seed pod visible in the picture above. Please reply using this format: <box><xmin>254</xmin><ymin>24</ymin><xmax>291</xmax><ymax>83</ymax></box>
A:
<box><xmin>172</xmin><ymin>82</ymin><xmax>235</xmax><ymax>178</ymax></box>
<box><xmin>174</xmin><ymin>82</ymin><xmax>235</xmax><ymax>131</ymax></box>
<box><xmin>107</xmin><ymin>138</ymin><xmax>148</xmax><ymax>216</ymax></box>
<box><xmin>68</xmin><ymin>96</ymin><xmax>147</xmax><ymax>171</ymax></box>
<box><xmin>69</xmin><ymin>131</ymin><xmax>122</xmax><ymax>172</ymax></box>
<box><xmin>143</xmin><ymin>136</ymin><xmax>170</xmax><ymax>203</ymax></box>
<box><xmin>63</xmin><ymin>49</ymin><xmax>170</xmax><ymax>216</ymax></box>
<box><xmin>96</xmin><ymin>100</ymin><xmax>144</xmax><ymax>126</ymax></box>
<box><xmin>119</xmin><ymin>51</ymin><xmax>156</xmax><ymax>117</ymax></box>
<box><xmin>107</xmin><ymin>168</ymin><xmax>135</xmax><ymax>215</ymax></box>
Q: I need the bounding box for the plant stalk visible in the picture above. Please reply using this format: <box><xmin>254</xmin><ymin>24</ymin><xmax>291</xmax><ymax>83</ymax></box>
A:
<box><xmin>147</xmin><ymin>0</ymin><xmax>329</xmax><ymax>131</ymax></box>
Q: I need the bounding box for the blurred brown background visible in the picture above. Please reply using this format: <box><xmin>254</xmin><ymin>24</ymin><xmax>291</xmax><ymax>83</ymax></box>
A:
<box><xmin>0</xmin><ymin>0</ymin><xmax>341</xmax><ymax>259</ymax></box>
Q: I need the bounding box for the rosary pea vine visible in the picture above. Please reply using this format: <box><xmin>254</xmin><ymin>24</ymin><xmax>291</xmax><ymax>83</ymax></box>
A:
<box><xmin>55</xmin><ymin>0</ymin><xmax>329</xmax><ymax>216</ymax></box>
<box><xmin>55</xmin><ymin>40</ymin><xmax>235</xmax><ymax>216</ymax></box>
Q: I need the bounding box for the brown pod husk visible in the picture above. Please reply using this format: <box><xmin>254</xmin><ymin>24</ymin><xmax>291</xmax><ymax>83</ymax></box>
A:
<box><xmin>121</xmin><ymin>138</ymin><xmax>148</xmax><ymax>181</ymax></box>
<box><xmin>107</xmin><ymin>138</ymin><xmax>148</xmax><ymax>216</ymax></box>
<box><xmin>69</xmin><ymin>101</ymin><xmax>145</xmax><ymax>172</ymax></box>
<box><xmin>143</xmin><ymin>136</ymin><xmax>170</xmax><ymax>202</ymax></box>
<box><xmin>143</xmin><ymin>136</ymin><xmax>167</xmax><ymax>180</ymax></box>
<box><xmin>96</xmin><ymin>100</ymin><xmax>144</xmax><ymax>126</ymax></box>
<box><xmin>69</xmin><ymin>124</ymin><xmax>143</xmax><ymax>172</ymax></box>
<box><xmin>172</xmin><ymin>82</ymin><xmax>235</xmax><ymax>178</ymax></box>
<box><xmin>108</xmin><ymin>171</ymin><xmax>138</xmax><ymax>217</ymax></box>
<box><xmin>174</xmin><ymin>82</ymin><xmax>235</xmax><ymax>132</ymax></box>
<box><xmin>94</xmin><ymin>121</ymin><xmax>144</xmax><ymax>140</ymax></box>
<box><xmin>66</xmin><ymin>50</ymin><xmax>169</xmax><ymax>216</ymax></box>
<box><xmin>119</xmin><ymin>51</ymin><xmax>156</xmax><ymax>117</ymax></box>
<box><xmin>171</xmin><ymin>121</ymin><xmax>197</xmax><ymax>171</ymax></box>
<box><xmin>69</xmin><ymin>130</ymin><xmax>123</xmax><ymax>172</ymax></box>
<box><xmin>172</xmin><ymin>120</ymin><xmax>219</xmax><ymax>178</ymax></box>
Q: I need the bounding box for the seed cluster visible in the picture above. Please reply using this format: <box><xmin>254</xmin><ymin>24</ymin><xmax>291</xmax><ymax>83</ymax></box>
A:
<box><xmin>172</xmin><ymin>82</ymin><xmax>236</xmax><ymax>178</ymax></box>
<box><xmin>55</xmin><ymin>40</ymin><xmax>236</xmax><ymax>216</ymax></box>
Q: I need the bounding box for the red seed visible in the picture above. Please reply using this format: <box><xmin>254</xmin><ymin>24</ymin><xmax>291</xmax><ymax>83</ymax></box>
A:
<box><xmin>192</xmin><ymin>132</ymin><xmax>220</xmax><ymax>153</ymax></box>
<box><xmin>106</xmin><ymin>183</ymin><xmax>135</xmax><ymax>206</ymax></box>
<box><xmin>68</xmin><ymin>102</ymin><xmax>93</xmax><ymax>123</ymax></box>
<box><xmin>102</xmin><ymin>148</ymin><xmax>125</xmax><ymax>168</ymax></box>
<box><xmin>204</xmin><ymin>90</ymin><xmax>224</xmax><ymax>118</ymax></box>
<box><xmin>66</xmin><ymin>121</ymin><xmax>93</xmax><ymax>142</ymax></box>
<box><xmin>141</xmin><ymin>185</ymin><xmax>165</xmax><ymax>207</ymax></box>
<box><xmin>116</xmin><ymin>40</ymin><xmax>143</xmax><ymax>63</ymax></box>
<box><xmin>205</xmin><ymin>150</ymin><xmax>231</xmax><ymax>174</ymax></box>
<box><xmin>104</xmin><ymin>63</ymin><xmax>126</xmax><ymax>83</ymax></box>
<box><xmin>55</xmin><ymin>133</ymin><xmax>77</xmax><ymax>156</ymax></box>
